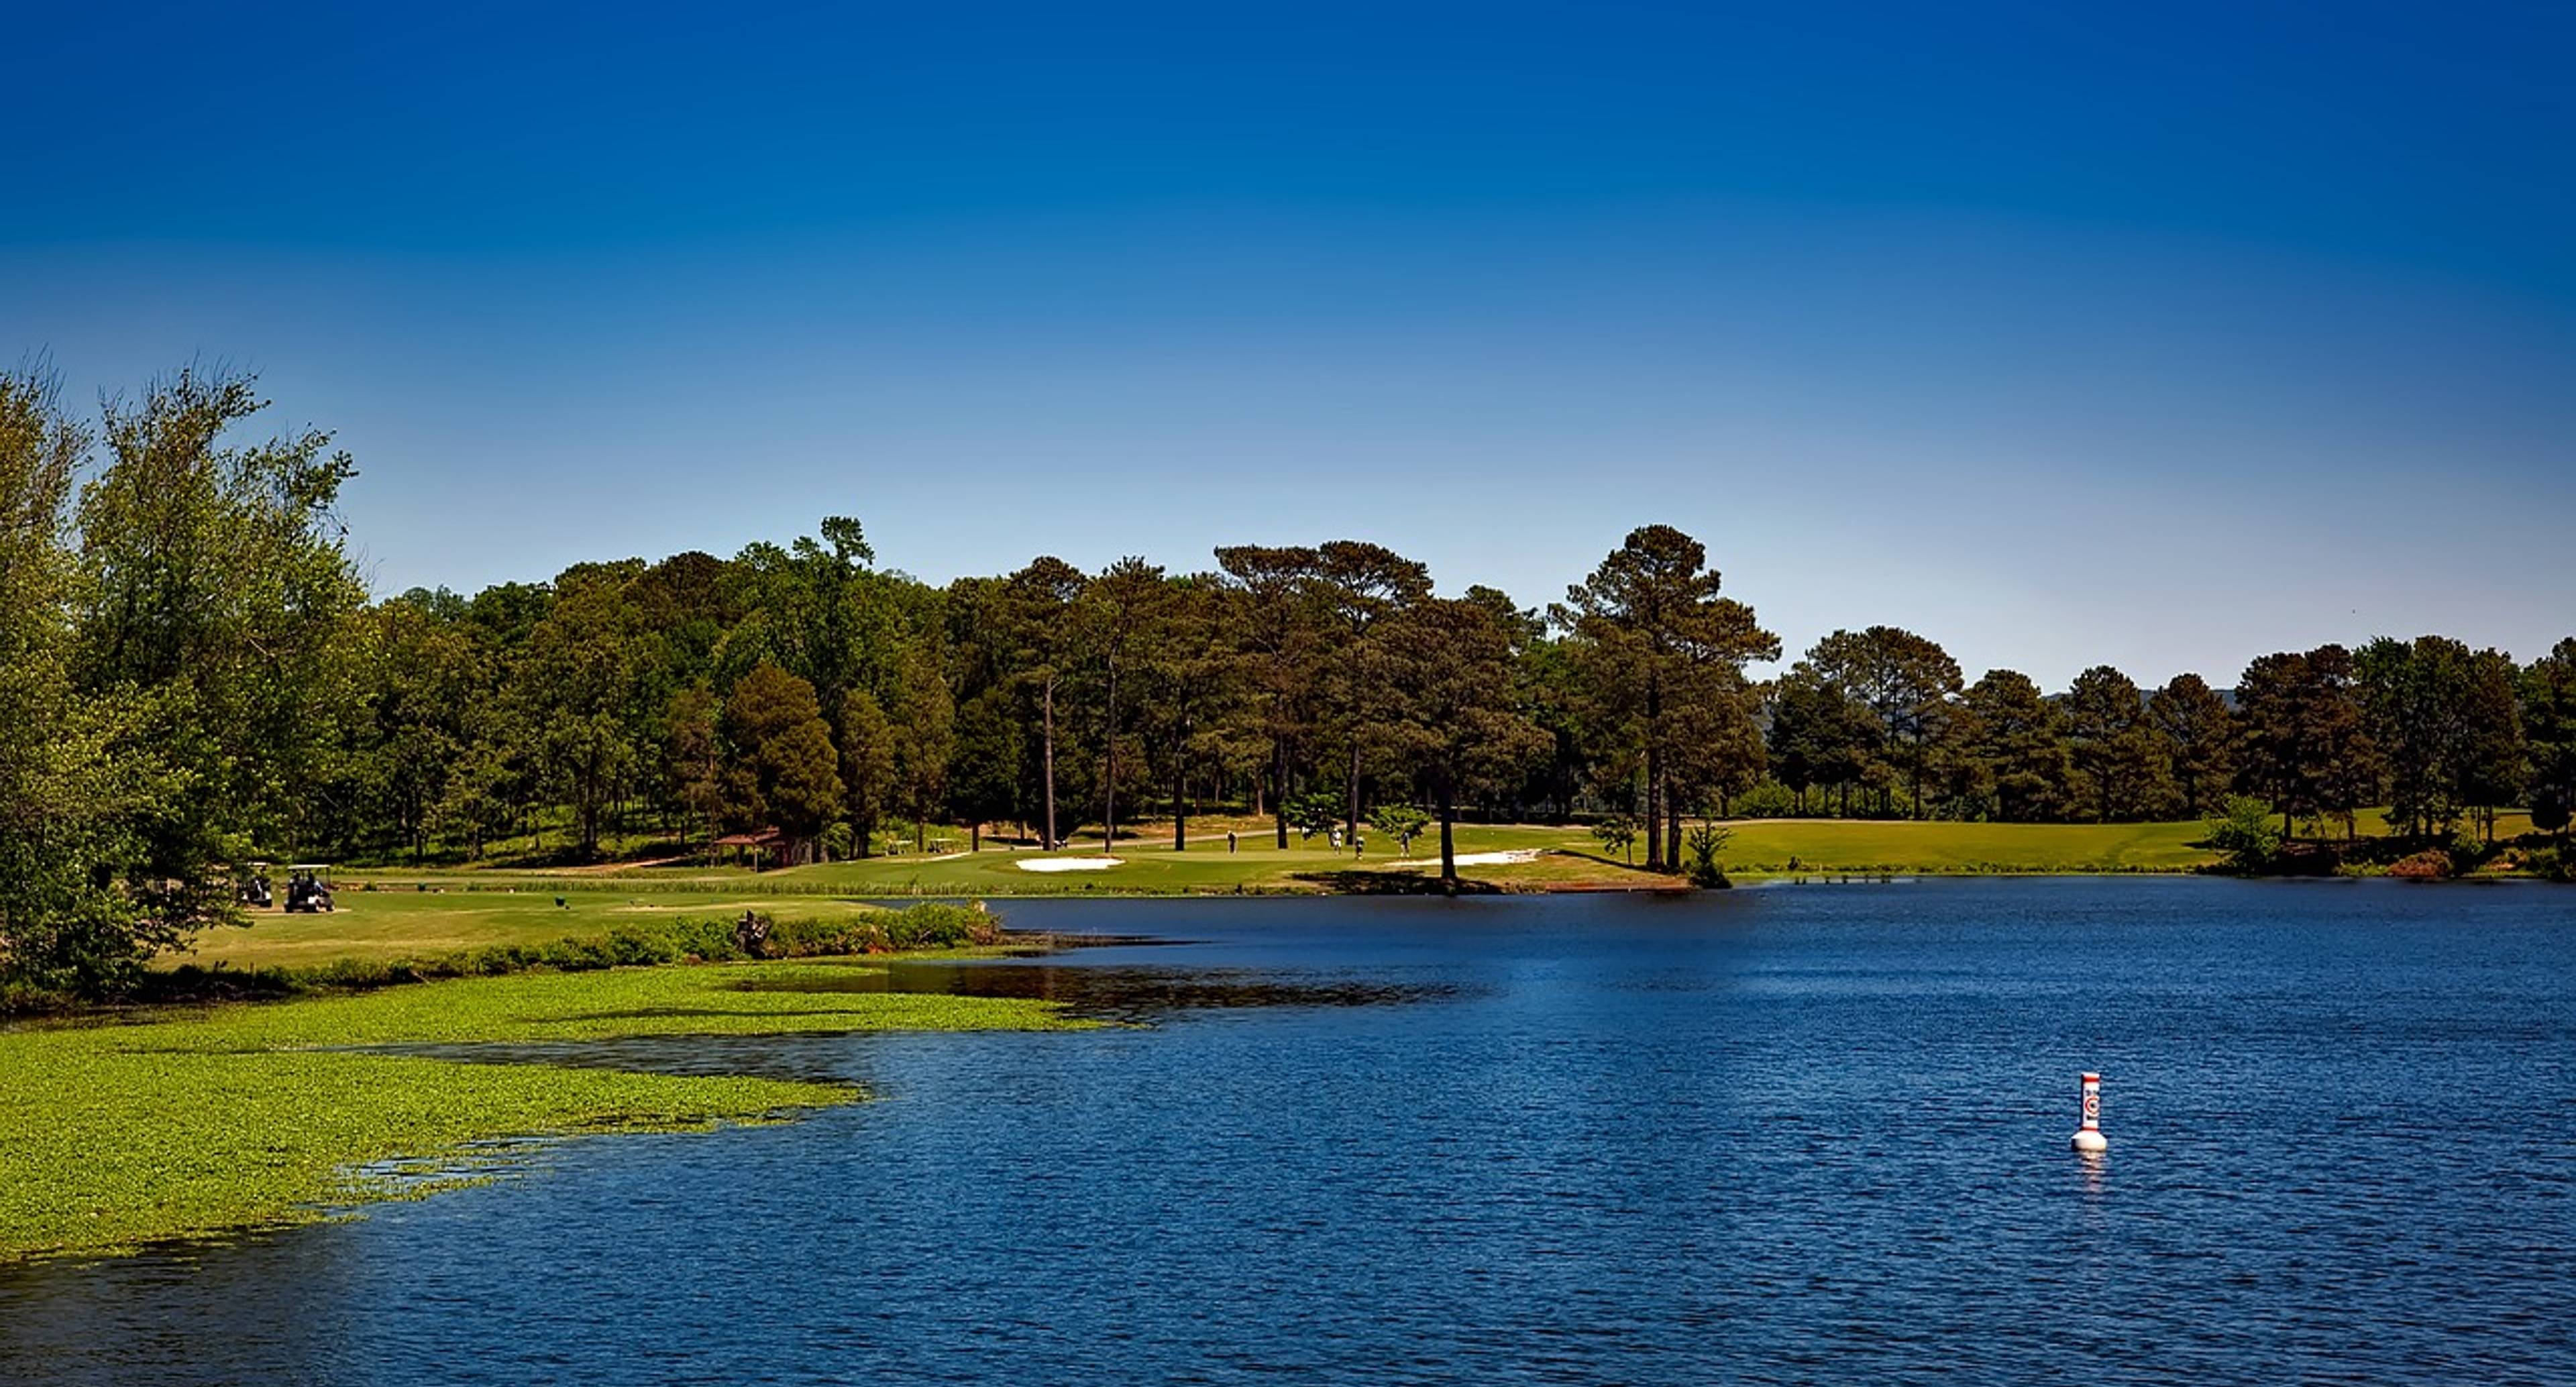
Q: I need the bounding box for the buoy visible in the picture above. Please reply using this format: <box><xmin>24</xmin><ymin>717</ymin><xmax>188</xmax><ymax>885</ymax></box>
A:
<box><xmin>2070</xmin><ymin>1071</ymin><xmax>2107</xmax><ymax>1153</ymax></box>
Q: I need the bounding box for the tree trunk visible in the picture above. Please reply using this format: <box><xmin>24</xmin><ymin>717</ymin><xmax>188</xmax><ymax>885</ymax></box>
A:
<box><xmin>1042</xmin><ymin>675</ymin><xmax>1059</xmax><ymax>850</ymax></box>
<box><xmin>1438</xmin><ymin>777</ymin><xmax>1458</xmax><ymax>891</ymax></box>
<box><xmin>1273</xmin><ymin>730</ymin><xmax>1290</xmax><ymax>849</ymax></box>
<box><xmin>1103</xmin><ymin>657</ymin><xmax>1119</xmax><ymax>852</ymax></box>
<box><xmin>1346</xmin><ymin>741</ymin><xmax>1361</xmax><ymax>848</ymax></box>
<box><xmin>1666</xmin><ymin>797</ymin><xmax>1682</xmax><ymax>876</ymax></box>
<box><xmin>1173</xmin><ymin>767</ymin><xmax>1188</xmax><ymax>852</ymax></box>
<box><xmin>1644</xmin><ymin>681</ymin><xmax>1664</xmax><ymax>871</ymax></box>
<box><xmin>971</xmin><ymin>820</ymin><xmax>981</xmax><ymax>852</ymax></box>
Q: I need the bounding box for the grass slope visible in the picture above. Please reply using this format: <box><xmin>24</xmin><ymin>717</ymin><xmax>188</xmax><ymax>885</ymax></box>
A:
<box><xmin>0</xmin><ymin>960</ymin><xmax>1082</xmax><ymax>1264</ymax></box>
<box><xmin>191</xmin><ymin>819</ymin><xmax>2241</xmax><ymax>971</ymax></box>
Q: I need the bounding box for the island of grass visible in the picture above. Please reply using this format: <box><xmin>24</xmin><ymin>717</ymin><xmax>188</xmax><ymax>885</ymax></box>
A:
<box><xmin>1</xmin><ymin>920</ymin><xmax>1089</xmax><ymax>1266</ymax></box>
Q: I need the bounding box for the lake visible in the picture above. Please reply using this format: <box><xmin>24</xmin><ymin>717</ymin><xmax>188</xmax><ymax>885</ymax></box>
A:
<box><xmin>3</xmin><ymin>878</ymin><xmax>2571</xmax><ymax>1384</ymax></box>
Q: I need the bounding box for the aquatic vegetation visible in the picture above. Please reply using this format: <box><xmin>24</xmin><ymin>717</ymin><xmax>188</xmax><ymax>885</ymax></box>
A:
<box><xmin>0</xmin><ymin>958</ymin><xmax>1084</xmax><ymax>1264</ymax></box>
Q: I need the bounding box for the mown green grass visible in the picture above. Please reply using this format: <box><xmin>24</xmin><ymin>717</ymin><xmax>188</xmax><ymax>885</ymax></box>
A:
<box><xmin>1721</xmin><ymin>818</ymin><xmax>2216</xmax><ymax>874</ymax></box>
<box><xmin>180</xmin><ymin>890</ymin><xmax>896</xmax><ymax>969</ymax></box>
<box><xmin>0</xmin><ymin>960</ymin><xmax>1083</xmax><ymax>1264</ymax></box>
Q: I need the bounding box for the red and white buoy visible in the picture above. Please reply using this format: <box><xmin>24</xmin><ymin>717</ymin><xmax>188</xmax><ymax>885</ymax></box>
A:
<box><xmin>2070</xmin><ymin>1071</ymin><xmax>2107</xmax><ymax>1154</ymax></box>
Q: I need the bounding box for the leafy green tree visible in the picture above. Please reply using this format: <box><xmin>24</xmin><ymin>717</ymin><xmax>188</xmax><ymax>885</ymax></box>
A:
<box><xmin>887</xmin><ymin>644</ymin><xmax>955</xmax><ymax>853</ymax></box>
<box><xmin>2148</xmin><ymin>673</ymin><xmax>2235</xmax><ymax>818</ymax></box>
<box><xmin>2207</xmin><ymin>795</ymin><xmax>2284</xmax><ymax>873</ymax></box>
<box><xmin>2454</xmin><ymin>648</ymin><xmax>2526</xmax><ymax>844</ymax></box>
<box><xmin>73</xmin><ymin>367</ymin><xmax>366</xmax><ymax>933</ymax></box>
<box><xmin>666</xmin><ymin>684</ymin><xmax>725</xmax><ymax>854</ymax></box>
<box><xmin>1368</xmin><ymin>803</ymin><xmax>1430</xmax><ymax>855</ymax></box>
<box><xmin>2523</xmin><ymin>639</ymin><xmax>2576</xmax><ymax>840</ymax></box>
<box><xmin>1592</xmin><ymin>814</ymin><xmax>1638</xmax><ymax>865</ymax></box>
<box><xmin>0</xmin><ymin>369</ymin><xmax>169</xmax><ymax>996</ymax></box>
<box><xmin>722</xmin><ymin>661</ymin><xmax>843</xmax><ymax>862</ymax></box>
<box><xmin>1556</xmin><ymin>526</ymin><xmax>1776</xmax><ymax>868</ymax></box>
<box><xmin>357</xmin><ymin>596</ymin><xmax>483</xmax><ymax>861</ymax></box>
<box><xmin>837</xmin><ymin>687</ymin><xmax>895</xmax><ymax>857</ymax></box>
<box><xmin>521</xmin><ymin>564</ymin><xmax>647</xmax><ymax>859</ymax></box>
<box><xmin>947</xmin><ymin>685</ymin><xmax>1022</xmax><ymax>851</ymax></box>
<box><xmin>2235</xmin><ymin>645</ymin><xmax>2377</xmax><ymax>840</ymax></box>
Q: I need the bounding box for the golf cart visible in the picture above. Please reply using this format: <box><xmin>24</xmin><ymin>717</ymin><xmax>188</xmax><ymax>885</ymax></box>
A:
<box><xmin>238</xmin><ymin>863</ymin><xmax>274</xmax><ymax>909</ymax></box>
<box><xmin>284</xmin><ymin>865</ymin><xmax>336</xmax><ymax>913</ymax></box>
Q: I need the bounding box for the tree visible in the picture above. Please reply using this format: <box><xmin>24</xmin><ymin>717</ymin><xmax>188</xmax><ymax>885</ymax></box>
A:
<box><xmin>521</xmin><ymin>565</ymin><xmax>647</xmax><ymax>860</ymax></box>
<box><xmin>837</xmin><ymin>687</ymin><xmax>895</xmax><ymax>856</ymax></box>
<box><xmin>1079</xmin><ymin>557</ymin><xmax>1169</xmax><ymax>851</ymax></box>
<box><xmin>947</xmin><ymin>686</ymin><xmax>1022</xmax><ymax>852</ymax></box>
<box><xmin>1134</xmin><ymin>575</ymin><xmax>1239</xmax><ymax>852</ymax></box>
<box><xmin>886</xmin><ymin>645</ymin><xmax>954</xmax><ymax>853</ymax></box>
<box><xmin>1766</xmin><ymin>670</ymin><xmax>1879</xmax><ymax>816</ymax></box>
<box><xmin>1002</xmin><ymin>558</ymin><xmax>1085</xmax><ymax>848</ymax></box>
<box><xmin>1312</xmin><ymin>541</ymin><xmax>1434</xmax><ymax>848</ymax></box>
<box><xmin>1368</xmin><ymin>803</ymin><xmax>1430</xmax><ymax>855</ymax></box>
<box><xmin>72</xmin><ymin>367</ymin><xmax>366</xmax><ymax>938</ymax></box>
<box><xmin>1682</xmin><ymin>821</ymin><xmax>1733</xmax><ymax>888</ymax></box>
<box><xmin>2207</xmin><ymin>795</ymin><xmax>2284</xmax><ymax>873</ymax></box>
<box><xmin>1556</xmin><ymin>526</ymin><xmax>1776</xmax><ymax>869</ymax></box>
<box><xmin>1216</xmin><ymin>545</ymin><xmax>1325</xmax><ymax>848</ymax></box>
<box><xmin>1960</xmin><ymin>669</ymin><xmax>2071</xmax><ymax>822</ymax></box>
<box><xmin>2148</xmin><ymin>673</ymin><xmax>2234</xmax><ymax>818</ymax></box>
<box><xmin>1803</xmin><ymin>627</ymin><xmax>1960</xmax><ymax>819</ymax></box>
<box><xmin>2524</xmin><ymin>639</ymin><xmax>2576</xmax><ymax>840</ymax></box>
<box><xmin>1385</xmin><ymin>596</ymin><xmax>1548</xmax><ymax>887</ymax></box>
<box><xmin>357</xmin><ymin>597</ymin><xmax>482</xmax><ymax>862</ymax></box>
<box><xmin>1593</xmin><ymin>814</ymin><xmax>1638</xmax><ymax>865</ymax></box>
<box><xmin>667</xmin><ymin>685</ymin><xmax>726</xmax><ymax>856</ymax></box>
<box><xmin>2235</xmin><ymin>645</ymin><xmax>2376</xmax><ymax>839</ymax></box>
<box><xmin>0</xmin><ymin>368</ymin><xmax>168</xmax><ymax>996</ymax></box>
<box><xmin>2063</xmin><ymin>665</ymin><xmax>2171</xmax><ymax>822</ymax></box>
<box><xmin>722</xmin><ymin>662</ymin><xmax>843</xmax><ymax>863</ymax></box>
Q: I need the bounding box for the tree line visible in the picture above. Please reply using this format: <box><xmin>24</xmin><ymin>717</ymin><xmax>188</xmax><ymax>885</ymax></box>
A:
<box><xmin>3</xmin><ymin>368</ymin><xmax>2572</xmax><ymax>992</ymax></box>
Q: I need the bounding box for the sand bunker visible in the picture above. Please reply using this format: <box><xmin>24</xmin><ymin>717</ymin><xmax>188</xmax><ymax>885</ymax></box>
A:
<box><xmin>1017</xmin><ymin>856</ymin><xmax>1124</xmax><ymax>873</ymax></box>
<box><xmin>1386</xmin><ymin>848</ymin><xmax>1545</xmax><ymax>869</ymax></box>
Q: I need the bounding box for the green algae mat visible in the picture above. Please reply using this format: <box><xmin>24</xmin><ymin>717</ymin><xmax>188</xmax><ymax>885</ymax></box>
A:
<box><xmin>0</xmin><ymin>960</ymin><xmax>1084</xmax><ymax>1264</ymax></box>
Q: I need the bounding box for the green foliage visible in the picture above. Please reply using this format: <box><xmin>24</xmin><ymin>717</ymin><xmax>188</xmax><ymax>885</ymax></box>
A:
<box><xmin>1591</xmin><ymin>813</ymin><xmax>1638</xmax><ymax>864</ymax></box>
<box><xmin>2207</xmin><ymin>795</ymin><xmax>2286</xmax><ymax>873</ymax></box>
<box><xmin>1683</xmin><ymin>821</ymin><xmax>1733</xmax><ymax>888</ymax></box>
<box><xmin>1285</xmin><ymin>791</ymin><xmax>1343</xmax><ymax>842</ymax></box>
<box><xmin>1368</xmin><ymin>803</ymin><xmax>1430</xmax><ymax>853</ymax></box>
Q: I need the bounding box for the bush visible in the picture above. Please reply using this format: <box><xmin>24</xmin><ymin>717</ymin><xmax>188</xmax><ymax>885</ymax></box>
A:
<box><xmin>2207</xmin><ymin>796</ymin><xmax>2284</xmax><ymax>873</ymax></box>
<box><xmin>2388</xmin><ymin>850</ymin><xmax>2454</xmax><ymax>881</ymax></box>
<box><xmin>1683</xmin><ymin>822</ymin><xmax>1733</xmax><ymax>889</ymax></box>
<box><xmin>2523</xmin><ymin>845</ymin><xmax>2573</xmax><ymax>883</ymax></box>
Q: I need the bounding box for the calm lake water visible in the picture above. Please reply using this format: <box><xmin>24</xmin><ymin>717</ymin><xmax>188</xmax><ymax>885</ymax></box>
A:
<box><xmin>5</xmin><ymin>879</ymin><xmax>2573</xmax><ymax>1384</ymax></box>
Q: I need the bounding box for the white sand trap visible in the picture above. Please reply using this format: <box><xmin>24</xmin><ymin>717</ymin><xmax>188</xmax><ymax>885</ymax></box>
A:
<box><xmin>1017</xmin><ymin>856</ymin><xmax>1124</xmax><ymax>873</ymax></box>
<box><xmin>1387</xmin><ymin>848</ymin><xmax>1546</xmax><ymax>869</ymax></box>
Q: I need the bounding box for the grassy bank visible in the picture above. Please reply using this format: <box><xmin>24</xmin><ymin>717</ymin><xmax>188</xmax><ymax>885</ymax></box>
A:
<box><xmin>0</xmin><ymin>958</ymin><xmax>1085</xmax><ymax>1265</ymax></box>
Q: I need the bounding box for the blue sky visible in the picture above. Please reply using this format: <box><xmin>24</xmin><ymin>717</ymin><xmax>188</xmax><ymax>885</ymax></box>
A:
<box><xmin>5</xmin><ymin>0</ymin><xmax>2570</xmax><ymax>687</ymax></box>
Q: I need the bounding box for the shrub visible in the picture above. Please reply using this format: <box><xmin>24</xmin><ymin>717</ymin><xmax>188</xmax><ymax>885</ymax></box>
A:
<box><xmin>1683</xmin><ymin>822</ymin><xmax>1733</xmax><ymax>889</ymax></box>
<box><xmin>2387</xmin><ymin>850</ymin><xmax>2454</xmax><ymax>881</ymax></box>
<box><xmin>2207</xmin><ymin>796</ymin><xmax>2284</xmax><ymax>873</ymax></box>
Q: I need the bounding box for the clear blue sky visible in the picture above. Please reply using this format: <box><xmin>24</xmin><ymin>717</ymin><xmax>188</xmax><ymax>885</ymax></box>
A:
<box><xmin>6</xmin><ymin>0</ymin><xmax>2570</xmax><ymax>687</ymax></box>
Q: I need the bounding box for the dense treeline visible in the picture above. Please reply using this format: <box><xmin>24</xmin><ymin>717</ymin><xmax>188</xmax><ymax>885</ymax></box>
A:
<box><xmin>4</xmin><ymin>368</ymin><xmax>2572</xmax><ymax>992</ymax></box>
